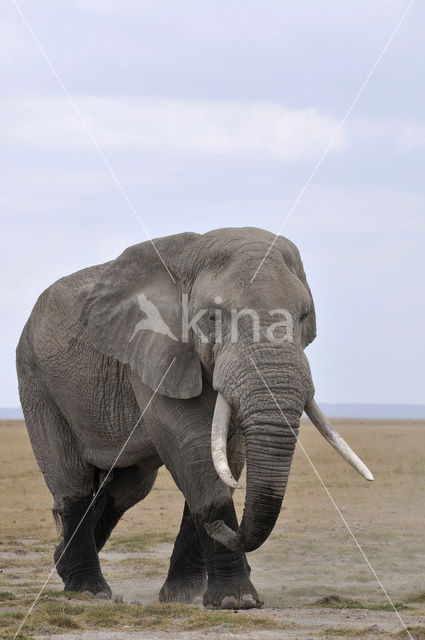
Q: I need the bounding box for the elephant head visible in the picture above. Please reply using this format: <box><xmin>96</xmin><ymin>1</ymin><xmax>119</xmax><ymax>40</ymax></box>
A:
<box><xmin>82</xmin><ymin>227</ymin><xmax>373</xmax><ymax>553</ymax></box>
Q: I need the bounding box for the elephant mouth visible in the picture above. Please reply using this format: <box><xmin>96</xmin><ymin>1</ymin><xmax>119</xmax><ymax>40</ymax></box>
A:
<box><xmin>206</xmin><ymin>391</ymin><xmax>373</xmax><ymax>552</ymax></box>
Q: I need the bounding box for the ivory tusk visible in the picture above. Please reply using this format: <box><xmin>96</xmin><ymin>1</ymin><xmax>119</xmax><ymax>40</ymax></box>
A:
<box><xmin>211</xmin><ymin>393</ymin><xmax>241</xmax><ymax>489</ymax></box>
<box><xmin>305</xmin><ymin>398</ymin><xmax>374</xmax><ymax>481</ymax></box>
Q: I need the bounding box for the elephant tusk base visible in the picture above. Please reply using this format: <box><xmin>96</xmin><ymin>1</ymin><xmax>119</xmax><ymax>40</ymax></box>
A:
<box><xmin>211</xmin><ymin>393</ymin><xmax>241</xmax><ymax>489</ymax></box>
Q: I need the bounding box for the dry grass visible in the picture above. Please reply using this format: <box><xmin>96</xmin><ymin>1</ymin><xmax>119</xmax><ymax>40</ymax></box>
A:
<box><xmin>311</xmin><ymin>594</ymin><xmax>409</xmax><ymax>611</ymax></box>
<box><xmin>2</xmin><ymin>418</ymin><xmax>425</xmax><ymax>541</ymax></box>
<box><xmin>1</xmin><ymin>418</ymin><xmax>425</xmax><ymax>638</ymax></box>
<box><xmin>321</xmin><ymin>628</ymin><xmax>387</xmax><ymax>638</ymax></box>
<box><xmin>0</xmin><ymin>598</ymin><xmax>280</xmax><ymax>639</ymax></box>
<box><xmin>396</xmin><ymin>628</ymin><xmax>425</xmax><ymax>640</ymax></box>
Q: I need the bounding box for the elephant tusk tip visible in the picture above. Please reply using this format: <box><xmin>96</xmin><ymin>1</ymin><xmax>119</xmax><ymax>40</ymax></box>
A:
<box><xmin>305</xmin><ymin>399</ymin><xmax>375</xmax><ymax>483</ymax></box>
<box><xmin>226</xmin><ymin>478</ymin><xmax>243</xmax><ymax>490</ymax></box>
<box><xmin>218</xmin><ymin>471</ymin><xmax>242</xmax><ymax>490</ymax></box>
<box><xmin>358</xmin><ymin>462</ymin><xmax>374</xmax><ymax>481</ymax></box>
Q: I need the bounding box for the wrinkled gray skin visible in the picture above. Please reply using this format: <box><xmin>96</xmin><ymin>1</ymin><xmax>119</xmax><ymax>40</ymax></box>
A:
<box><xmin>16</xmin><ymin>227</ymin><xmax>317</xmax><ymax>609</ymax></box>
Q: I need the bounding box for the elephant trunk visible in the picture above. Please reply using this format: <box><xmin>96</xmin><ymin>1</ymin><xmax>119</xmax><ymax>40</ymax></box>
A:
<box><xmin>207</xmin><ymin>354</ymin><xmax>374</xmax><ymax>553</ymax></box>
<box><xmin>207</xmin><ymin>385</ymin><xmax>300</xmax><ymax>553</ymax></box>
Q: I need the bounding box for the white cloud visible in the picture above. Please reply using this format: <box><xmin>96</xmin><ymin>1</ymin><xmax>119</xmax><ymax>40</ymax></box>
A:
<box><xmin>348</xmin><ymin>118</ymin><xmax>425</xmax><ymax>151</ymax></box>
<box><xmin>0</xmin><ymin>96</ymin><xmax>345</xmax><ymax>160</ymax></box>
<box><xmin>395</xmin><ymin>122</ymin><xmax>425</xmax><ymax>150</ymax></box>
<box><xmin>0</xmin><ymin>19</ymin><xmax>32</xmax><ymax>67</ymax></box>
<box><xmin>5</xmin><ymin>94</ymin><xmax>425</xmax><ymax>171</ymax></box>
<box><xmin>287</xmin><ymin>185</ymin><xmax>425</xmax><ymax>235</ymax></box>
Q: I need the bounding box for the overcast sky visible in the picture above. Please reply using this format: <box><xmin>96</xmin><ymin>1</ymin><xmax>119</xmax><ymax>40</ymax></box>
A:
<box><xmin>1</xmin><ymin>0</ymin><xmax>424</xmax><ymax>407</ymax></box>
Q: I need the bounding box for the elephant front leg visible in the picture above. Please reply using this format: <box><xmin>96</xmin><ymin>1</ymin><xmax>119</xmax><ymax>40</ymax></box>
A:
<box><xmin>156</xmin><ymin>456</ymin><xmax>261</xmax><ymax>608</ymax></box>
<box><xmin>138</xmin><ymin>388</ymin><xmax>261</xmax><ymax>609</ymax></box>
<box><xmin>159</xmin><ymin>502</ymin><xmax>206</xmax><ymax>603</ymax></box>
<box><xmin>193</xmin><ymin>500</ymin><xmax>262</xmax><ymax>609</ymax></box>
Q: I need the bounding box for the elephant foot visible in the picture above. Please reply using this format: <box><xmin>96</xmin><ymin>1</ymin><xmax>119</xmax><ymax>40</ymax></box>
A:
<box><xmin>64</xmin><ymin>573</ymin><xmax>112</xmax><ymax>598</ymax></box>
<box><xmin>54</xmin><ymin>541</ymin><xmax>111</xmax><ymax>598</ymax></box>
<box><xmin>203</xmin><ymin>578</ymin><xmax>262</xmax><ymax>610</ymax></box>
<box><xmin>159</xmin><ymin>574</ymin><xmax>207</xmax><ymax>603</ymax></box>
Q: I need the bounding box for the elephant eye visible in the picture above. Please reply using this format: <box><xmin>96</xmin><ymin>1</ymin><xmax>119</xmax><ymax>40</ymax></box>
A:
<box><xmin>300</xmin><ymin>311</ymin><xmax>309</xmax><ymax>321</ymax></box>
<box><xmin>208</xmin><ymin>311</ymin><xmax>216</xmax><ymax>321</ymax></box>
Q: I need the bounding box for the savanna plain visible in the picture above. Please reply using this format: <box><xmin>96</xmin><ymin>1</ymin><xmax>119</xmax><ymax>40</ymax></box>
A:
<box><xmin>1</xmin><ymin>418</ymin><xmax>424</xmax><ymax>640</ymax></box>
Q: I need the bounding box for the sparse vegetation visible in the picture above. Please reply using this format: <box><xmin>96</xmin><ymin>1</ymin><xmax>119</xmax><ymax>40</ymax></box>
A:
<box><xmin>321</xmin><ymin>627</ymin><xmax>385</xmax><ymax>638</ymax></box>
<box><xmin>1</xmin><ymin>418</ymin><xmax>425</xmax><ymax>639</ymax></box>
<box><xmin>396</xmin><ymin>627</ymin><xmax>425</xmax><ymax>640</ymax></box>
<box><xmin>106</xmin><ymin>532</ymin><xmax>174</xmax><ymax>552</ymax></box>
<box><xmin>0</xmin><ymin>599</ymin><xmax>279</xmax><ymax>637</ymax></box>
<box><xmin>0</xmin><ymin>592</ymin><xmax>15</xmax><ymax>602</ymax></box>
<box><xmin>312</xmin><ymin>594</ymin><xmax>409</xmax><ymax>611</ymax></box>
<box><xmin>408</xmin><ymin>591</ymin><xmax>425</xmax><ymax>603</ymax></box>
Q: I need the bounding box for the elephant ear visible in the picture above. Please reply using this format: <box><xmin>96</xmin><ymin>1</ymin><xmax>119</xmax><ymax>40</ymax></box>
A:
<box><xmin>276</xmin><ymin>236</ymin><xmax>317</xmax><ymax>349</ymax></box>
<box><xmin>81</xmin><ymin>234</ymin><xmax>202</xmax><ymax>399</ymax></box>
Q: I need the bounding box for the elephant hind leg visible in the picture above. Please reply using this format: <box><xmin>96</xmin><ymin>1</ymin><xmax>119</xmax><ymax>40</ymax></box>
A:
<box><xmin>92</xmin><ymin>492</ymin><xmax>122</xmax><ymax>553</ymax></box>
<box><xmin>159</xmin><ymin>502</ymin><xmax>207</xmax><ymax>603</ymax></box>
<box><xmin>93</xmin><ymin>465</ymin><xmax>158</xmax><ymax>552</ymax></box>
<box><xmin>54</xmin><ymin>466</ymin><xmax>157</xmax><ymax>597</ymax></box>
<box><xmin>19</xmin><ymin>375</ymin><xmax>109</xmax><ymax>596</ymax></box>
<box><xmin>54</xmin><ymin>495</ymin><xmax>111</xmax><ymax>598</ymax></box>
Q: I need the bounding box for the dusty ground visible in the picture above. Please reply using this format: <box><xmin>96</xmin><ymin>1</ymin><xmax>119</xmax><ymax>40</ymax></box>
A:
<box><xmin>1</xmin><ymin>418</ymin><xmax>424</xmax><ymax>639</ymax></box>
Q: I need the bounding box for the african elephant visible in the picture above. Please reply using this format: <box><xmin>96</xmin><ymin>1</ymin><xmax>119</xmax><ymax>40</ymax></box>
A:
<box><xmin>16</xmin><ymin>227</ymin><xmax>372</xmax><ymax>609</ymax></box>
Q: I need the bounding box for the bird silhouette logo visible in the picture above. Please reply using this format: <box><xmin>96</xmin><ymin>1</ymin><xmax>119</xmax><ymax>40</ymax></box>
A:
<box><xmin>129</xmin><ymin>294</ymin><xmax>178</xmax><ymax>342</ymax></box>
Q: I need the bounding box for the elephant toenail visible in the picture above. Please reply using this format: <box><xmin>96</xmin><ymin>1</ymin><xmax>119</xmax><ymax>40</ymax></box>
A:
<box><xmin>96</xmin><ymin>591</ymin><xmax>110</xmax><ymax>600</ymax></box>
<box><xmin>221</xmin><ymin>596</ymin><xmax>238</xmax><ymax>609</ymax></box>
<box><xmin>82</xmin><ymin>590</ymin><xmax>94</xmax><ymax>599</ymax></box>
<box><xmin>242</xmin><ymin>593</ymin><xmax>257</xmax><ymax>608</ymax></box>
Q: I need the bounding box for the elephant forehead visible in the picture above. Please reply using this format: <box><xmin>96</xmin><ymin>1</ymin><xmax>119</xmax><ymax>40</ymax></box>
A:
<box><xmin>204</xmin><ymin>226</ymin><xmax>285</xmax><ymax>247</ymax></box>
<box><xmin>193</xmin><ymin>264</ymin><xmax>307</xmax><ymax>311</ymax></box>
<box><xmin>202</xmin><ymin>232</ymin><xmax>286</xmax><ymax>267</ymax></box>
